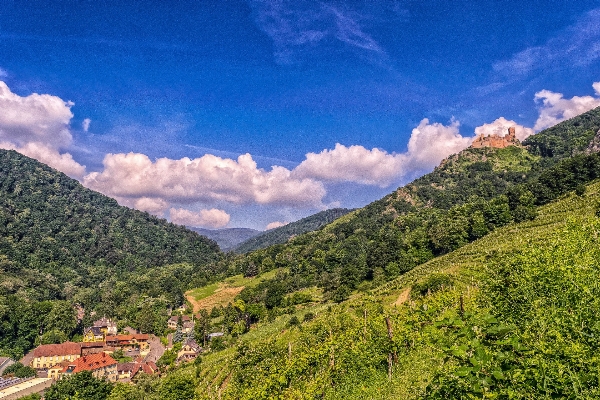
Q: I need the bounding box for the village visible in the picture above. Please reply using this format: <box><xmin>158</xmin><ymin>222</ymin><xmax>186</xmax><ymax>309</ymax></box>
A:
<box><xmin>0</xmin><ymin>312</ymin><xmax>215</xmax><ymax>399</ymax></box>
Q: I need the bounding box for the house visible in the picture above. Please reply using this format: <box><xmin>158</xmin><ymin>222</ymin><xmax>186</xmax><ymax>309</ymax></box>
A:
<box><xmin>59</xmin><ymin>353</ymin><xmax>118</xmax><ymax>382</ymax></box>
<box><xmin>82</xmin><ymin>326</ymin><xmax>105</xmax><ymax>343</ymax></box>
<box><xmin>80</xmin><ymin>342</ymin><xmax>106</xmax><ymax>356</ymax></box>
<box><xmin>47</xmin><ymin>360</ymin><xmax>71</xmax><ymax>380</ymax></box>
<box><xmin>116</xmin><ymin>359</ymin><xmax>159</xmax><ymax>381</ymax></box>
<box><xmin>105</xmin><ymin>334</ymin><xmax>150</xmax><ymax>350</ymax></box>
<box><xmin>177</xmin><ymin>338</ymin><xmax>202</xmax><ymax>363</ymax></box>
<box><xmin>93</xmin><ymin>317</ymin><xmax>118</xmax><ymax>335</ymax></box>
<box><xmin>0</xmin><ymin>377</ymin><xmax>53</xmax><ymax>399</ymax></box>
<box><xmin>167</xmin><ymin>315</ymin><xmax>191</xmax><ymax>330</ymax></box>
<box><xmin>182</xmin><ymin>320</ymin><xmax>195</xmax><ymax>334</ymax></box>
<box><xmin>30</xmin><ymin>342</ymin><xmax>82</xmax><ymax>369</ymax></box>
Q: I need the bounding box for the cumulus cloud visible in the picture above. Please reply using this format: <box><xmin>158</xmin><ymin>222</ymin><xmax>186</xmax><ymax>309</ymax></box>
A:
<box><xmin>82</xmin><ymin>118</ymin><xmax>91</xmax><ymax>132</ymax></box>
<box><xmin>266</xmin><ymin>221</ymin><xmax>287</xmax><ymax>230</ymax></box>
<box><xmin>83</xmin><ymin>152</ymin><xmax>326</xmax><ymax>208</ymax></box>
<box><xmin>132</xmin><ymin>197</ymin><xmax>169</xmax><ymax>216</ymax></box>
<box><xmin>0</xmin><ymin>141</ymin><xmax>86</xmax><ymax>179</ymax></box>
<box><xmin>0</xmin><ymin>81</ymin><xmax>74</xmax><ymax>147</ymax></box>
<box><xmin>0</xmin><ymin>81</ymin><xmax>86</xmax><ymax>178</ymax></box>
<box><xmin>533</xmin><ymin>82</ymin><xmax>600</xmax><ymax>131</ymax></box>
<box><xmin>474</xmin><ymin>117</ymin><xmax>535</xmax><ymax>141</ymax></box>
<box><xmin>293</xmin><ymin>119</ymin><xmax>472</xmax><ymax>186</ymax></box>
<box><xmin>293</xmin><ymin>143</ymin><xmax>404</xmax><ymax>186</ymax></box>
<box><xmin>170</xmin><ymin>208</ymin><xmax>230</xmax><ymax>229</ymax></box>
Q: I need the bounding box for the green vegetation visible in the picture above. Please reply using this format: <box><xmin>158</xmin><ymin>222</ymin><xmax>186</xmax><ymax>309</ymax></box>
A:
<box><xmin>0</xmin><ymin>149</ymin><xmax>224</xmax><ymax>357</ymax></box>
<box><xmin>233</xmin><ymin>208</ymin><xmax>352</xmax><ymax>253</ymax></box>
<box><xmin>2</xmin><ymin>362</ymin><xmax>35</xmax><ymax>378</ymax></box>
<box><xmin>45</xmin><ymin>371</ymin><xmax>113</xmax><ymax>400</ymax></box>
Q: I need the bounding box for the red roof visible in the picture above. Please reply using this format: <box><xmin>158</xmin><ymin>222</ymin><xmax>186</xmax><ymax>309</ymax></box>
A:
<box><xmin>61</xmin><ymin>352</ymin><xmax>116</xmax><ymax>374</ymax></box>
<box><xmin>169</xmin><ymin>315</ymin><xmax>191</xmax><ymax>322</ymax></box>
<box><xmin>32</xmin><ymin>342</ymin><xmax>82</xmax><ymax>358</ymax></box>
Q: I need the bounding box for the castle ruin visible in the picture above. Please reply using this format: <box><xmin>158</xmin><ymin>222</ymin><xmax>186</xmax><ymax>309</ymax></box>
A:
<box><xmin>471</xmin><ymin>127</ymin><xmax>519</xmax><ymax>149</ymax></box>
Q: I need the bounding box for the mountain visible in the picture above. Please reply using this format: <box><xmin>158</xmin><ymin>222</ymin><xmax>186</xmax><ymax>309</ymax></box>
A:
<box><xmin>189</xmin><ymin>227</ymin><xmax>261</xmax><ymax>252</ymax></box>
<box><xmin>126</xmin><ymin>107</ymin><xmax>600</xmax><ymax>398</ymax></box>
<box><xmin>0</xmin><ymin>149</ymin><xmax>223</xmax><ymax>357</ymax></box>
<box><xmin>232</xmin><ymin>208</ymin><xmax>353</xmax><ymax>253</ymax></box>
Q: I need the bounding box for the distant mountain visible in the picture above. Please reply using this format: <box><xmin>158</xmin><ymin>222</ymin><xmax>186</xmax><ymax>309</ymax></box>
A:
<box><xmin>190</xmin><ymin>227</ymin><xmax>261</xmax><ymax>251</ymax></box>
<box><xmin>232</xmin><ymin>208</ymin><xmax>353</xmax><ymax>253</ymax></box>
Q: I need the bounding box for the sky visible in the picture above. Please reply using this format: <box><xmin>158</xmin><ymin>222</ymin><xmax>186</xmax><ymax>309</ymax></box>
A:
<box><xmin>1</xmin><ymin>0</ymin><xmax>600</xmax><ymax>230</ymax></box>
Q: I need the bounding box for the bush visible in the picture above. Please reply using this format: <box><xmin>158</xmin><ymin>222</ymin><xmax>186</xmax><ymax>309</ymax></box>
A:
<box><xmin>412</xmin><ymin>273</ymin><xmax>453</xmax><ymax>296</ymax></box>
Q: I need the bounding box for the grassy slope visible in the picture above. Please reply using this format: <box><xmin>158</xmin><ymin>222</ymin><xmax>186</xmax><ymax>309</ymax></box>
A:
<box><xmin>171</xmin><ymin>181</ymin><xmax>600</xmax><ymax>399</ymax></box>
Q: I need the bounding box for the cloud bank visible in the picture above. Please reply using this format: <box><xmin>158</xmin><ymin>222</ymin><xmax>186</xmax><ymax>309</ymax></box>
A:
<box><xmin>294</xmin><ymin>119</ymin><xmax>472</xmax><ymax>186</ymax></box>
<box><xmin>83</xmin><ymin>152</ymin><xmax>327</xmax><ymax>208</ymax></box>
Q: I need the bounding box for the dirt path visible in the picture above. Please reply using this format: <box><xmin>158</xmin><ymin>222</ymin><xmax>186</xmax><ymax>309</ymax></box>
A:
<box><xmin>186</xmin><ymin>285</ymin><xmax>245</xmax><ymax>313</ymax></box>
<box><xmin>392</xmin><ymin>288</ymin><xmax>411</xmax><ymax>307</ymax></box>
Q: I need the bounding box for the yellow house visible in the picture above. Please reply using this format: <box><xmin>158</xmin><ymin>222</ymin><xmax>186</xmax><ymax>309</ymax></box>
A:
<box><xmin>83</xmin><ymin>327</ymin><xmax>105</xmax><ymax>343</ymax></box>
<box><xmin>30</xmin><ymin>342</ymin><xmax>81</xmax><ymax>369</ymax></box>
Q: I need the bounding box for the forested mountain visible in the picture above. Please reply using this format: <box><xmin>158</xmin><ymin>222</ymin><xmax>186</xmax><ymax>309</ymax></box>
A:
<box><xmin>233</xmin><ymin>208</ymin><xmax>352</xmax><ymax>253</ymax></box>
<box><xmin>115</xmin><ymin>107</ymin><xmax>600</xmax><ymax>399</ymax></box>
<box><xmin>190</xmin><ymin>227</ymin><xmax>261</xmax><ymax>252</ymax></box>
<box><xmin>218</xmin><ymin>106</ymin><xmax>600</xmax><ymax>308</ymax></box>
<box><xmin>0</xmin><ymin>150</ymin><xmax>224</xmax><ymax>357</ymax></box>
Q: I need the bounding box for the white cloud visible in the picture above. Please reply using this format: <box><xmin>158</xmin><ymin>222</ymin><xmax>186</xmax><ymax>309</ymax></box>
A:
<box><xmin>293</xmin><ymin>143</ymin><xmax>404</xmax><ymax>186</ymax></box>
<box><xmin>0</xmin><ymin>81</ymin><xmax>86</xmax><ymax>178</ymax></box>
<box><xmin>0</xmin><ymin>81</ymin><xmax>73</xmax><ymax>148</ymax></box>
<box><xmin>293</xmin><ymin>119</ymin><xmax>472</xmax><ymax>186</ymax></box>
<box><xmin>170</xmin><ymin>208</ymin><xmax>230</xmax><ymax>229</ymax></box>
<box><xmin>82</xmin><ymin>118</ymin><xmax>91</xmax><ymax>132</ymax></box>
<box><xmin>474</xmin><ymin>117</ymin><xmax>535</xmax><ymax>141</ymax></box>
<box><xmin>266</xmin><ymin>221</ymin><xmax>287</xmax><ymax>230</ymax></box>
<box><xmin>533</xmin><ymin>82</ymin><xmax>600</xmax><ymax>131</ymax></box>
<box><xmin>132</xmin><ymin>197</ymin><xmax>169</xmax><ymax>216</ymax></box>
<box><xmin>0</xmin><ymin>141</ymin><xmax>86</xmax><ymax>179</ymax></box>
<box><xmin>83</xmin><ymin>152</ymin><xmax>326</xmax><ymax>208</ymax></box>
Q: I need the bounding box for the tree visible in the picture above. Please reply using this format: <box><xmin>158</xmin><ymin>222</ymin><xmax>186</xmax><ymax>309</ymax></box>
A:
<box><xmin>159</xmin><ymin>374</ymin><xmax>195</xmax><ymax>400</ymax></box>
<box><xmin>44</xmin><ymin>371</ymin><xmax>113</xmax><ymax>400</ymax></box>
<box><xmin>194</xmin><ymin>309</ymin><xmax>210</xmax><ymax>347</ymax></box>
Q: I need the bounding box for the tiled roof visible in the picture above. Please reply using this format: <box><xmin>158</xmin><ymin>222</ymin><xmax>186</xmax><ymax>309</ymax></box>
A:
<box><xmin>169</xmin><ymin>315</ymin><xmax>191</xmax><ymax>322</ymax></box>
<box><xmin>32</xmin><ymin>342</ymin><xmax>81</xmax><ymax>358</ymax></box>
<box><xmin>61</xmin><ymin>352</ymin><xmax>116</xmax><ymax>374</ymax></box>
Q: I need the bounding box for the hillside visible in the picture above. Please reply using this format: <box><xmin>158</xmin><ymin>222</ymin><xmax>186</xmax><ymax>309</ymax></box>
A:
<box><xmin>232</xmin><ymin>208</ymin><xmax>353</xmax><ymax>253</ymax></box>
<box><xmin>0</xmin><ymin>149</ymin><xmax>223</xmax><ymax>357</ymax></box>
<box><xmin>190</xmin><ymin>227</ymin><xmax>261</xmax><ymax>252</ymax></box>
<box><xmin>125</xmin><ymin>165</ymin><xmax>600</xmax><ymax>400</ymax></box>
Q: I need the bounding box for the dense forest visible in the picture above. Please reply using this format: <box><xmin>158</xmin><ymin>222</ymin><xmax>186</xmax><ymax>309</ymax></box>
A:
<box><xmin>0</xmin><ymin>150</ymin><xmax>225</xmax><ymax>357</ymax></box>
<box><xmin>232</xmin><ymin>208</ymin><xmax>352</xmax><ymax>253</ymax></box>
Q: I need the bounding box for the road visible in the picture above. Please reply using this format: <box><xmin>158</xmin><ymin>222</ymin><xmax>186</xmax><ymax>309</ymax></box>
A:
<box><xmin>144</xmin><ymin>335</ymin><xmax>165</xmax><ymax>363</ymax></box>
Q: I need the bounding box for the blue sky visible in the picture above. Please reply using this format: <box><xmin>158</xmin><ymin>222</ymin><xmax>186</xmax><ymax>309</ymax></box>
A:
<box><xmin>1</xmin><ymin>1</ymin><xmax>600</xmax><ymax>230</ymax></box>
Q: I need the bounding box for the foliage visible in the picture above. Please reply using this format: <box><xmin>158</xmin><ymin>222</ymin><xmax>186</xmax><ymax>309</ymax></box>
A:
<box><xmin>2</xmin><ymin>362</ymin><xmax>35</xmax><ymax>378</ymax></box>
<box><xmin>44</xmin><ymin>371</ymin><xmax>113</xmax><ymax>400</ymax></box>
<box><xmin>233</xmin><ymin>208</ymin><xmax>352</xmax><ymax>253</ymax></box>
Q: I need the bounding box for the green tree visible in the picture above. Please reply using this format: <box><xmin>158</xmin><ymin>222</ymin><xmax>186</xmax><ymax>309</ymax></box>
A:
<box><xmin>194</xmin><ymin>309</ymin><xmax>210</xmax><ymax>347</ymax></box>
<box><xmin>44</xmin><ymin>371</ymin><xmax>113</xmax><ymax>400</ymax></box>
<box><xmin>159</xmin><ymin>374</ymin><xmax>195</xmax><ymax>400</ymax></box>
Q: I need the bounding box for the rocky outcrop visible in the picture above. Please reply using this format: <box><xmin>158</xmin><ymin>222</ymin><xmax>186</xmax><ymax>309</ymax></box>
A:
<box><xmin>585</xmin><ymin>129</ymin><xmax>600</xmax><ymax>154</ymax></box>
<box><xmin>471</xmin><ymin>127</ymin><xmax>520</xmax><ymax>149</ymax></box>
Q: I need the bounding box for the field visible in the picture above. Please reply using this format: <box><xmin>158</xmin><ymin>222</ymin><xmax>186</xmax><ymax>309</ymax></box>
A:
<box><xmin>185</xmin><ymin>269</ymin><xmax>286</xmax><ymax>313</ymax></box>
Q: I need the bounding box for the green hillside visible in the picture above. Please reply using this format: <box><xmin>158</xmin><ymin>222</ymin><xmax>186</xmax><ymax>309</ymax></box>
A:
<box><xmin>233</xmin><ymin>208</ymin><xmax>353</xmax><ymax>253</ymax></box>
<box><xmin>118</xmin><ymin>164</ymin><xmax>600</xmax><ymax>400</ymax></box>
<box><xmin>0</xmin><ymin>149</ymin><xmax>223</xmax><ymax>357</ymax></box>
